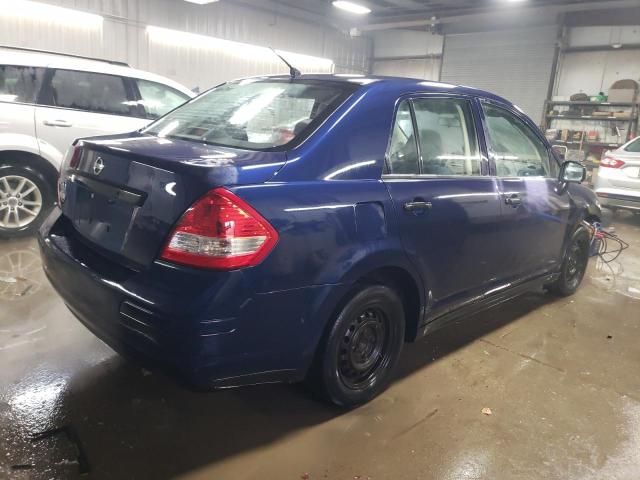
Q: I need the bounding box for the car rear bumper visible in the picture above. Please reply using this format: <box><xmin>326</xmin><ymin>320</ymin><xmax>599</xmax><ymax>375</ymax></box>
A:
<box><xmin>595</xmin><ymin>189</ymin><xmax>640</xmax><ymax>211</ymax></box>
<box><xmin>38</xmin><ymin>208</ymin><xmax>339</xmax><ymax>387</ymax></box>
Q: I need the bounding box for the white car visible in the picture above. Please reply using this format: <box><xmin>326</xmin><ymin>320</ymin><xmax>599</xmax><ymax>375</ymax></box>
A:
<box><xmin>0</xmin><ymin>46</ymin><xmax>194</xmax><ymax>237</ymax></box>
<box><xmin>595</xmin><ymin>136</ymin><xmax>640</xmax><ymax>214</ymax></box>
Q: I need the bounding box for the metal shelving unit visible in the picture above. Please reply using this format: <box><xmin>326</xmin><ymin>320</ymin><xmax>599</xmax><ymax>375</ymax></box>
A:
<box><xmin>542</xmin><ymin>100</ymin><xmax>639</xmax><ymax>153</ymax></box>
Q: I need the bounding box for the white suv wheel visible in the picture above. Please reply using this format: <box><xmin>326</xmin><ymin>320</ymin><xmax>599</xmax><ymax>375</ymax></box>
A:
<box><xmin>0</xmin><ymin>175</ymin><xmax>43</xmax><ymax>229</ymax></box>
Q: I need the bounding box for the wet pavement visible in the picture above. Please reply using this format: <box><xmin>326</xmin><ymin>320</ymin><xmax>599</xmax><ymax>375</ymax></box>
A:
<box><xmin>1</xmin><ymin>213</ymin><xmax>639</xmax><ymax>480</ymax></box>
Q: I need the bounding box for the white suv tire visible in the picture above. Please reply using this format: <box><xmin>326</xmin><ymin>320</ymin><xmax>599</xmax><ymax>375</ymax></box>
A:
<box><xmin>0</xmin><ymin>165</ymin><xmax>54</xmax><ymax>237</ymax></box>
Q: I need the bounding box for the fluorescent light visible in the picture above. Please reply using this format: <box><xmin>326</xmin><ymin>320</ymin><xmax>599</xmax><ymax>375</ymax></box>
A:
<box><xmin>3</xmin><ymin>0</ymin><xmax>103</xmax><ymax>27</ymax></box>
<box><xmin>332</xmin><ymin>1</ymin><xmax>371</xmax><ymax>14</ymax></box>
<box><xmin>183</xmin><ymin>0</ymin><xmax>219</xmax><ymax>3</ymax></box>
<box><xmin>146</xmin><ymin>26</ymin><xmax>333</xmax><ymax>70</ymax></box>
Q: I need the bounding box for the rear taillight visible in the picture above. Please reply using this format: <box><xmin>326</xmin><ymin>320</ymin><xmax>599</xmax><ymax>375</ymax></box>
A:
<box><xmin>601</xmin><ymin>154</ymin><xmax>625</xmax><ymax>169</ymax></box>
<box><xmin>160</xmin><ymin>188</ymin><xmax>278</xmax><ymax>270</ymax></box>
<box><xmin>58</xmin><ymin>144</ymin><xmax>83</xmax><ymax>205</ymax></box>
<box><xmin>69</xmin><ymin>144</ymin><xmax>83</xmax><ymax>169</ymax></box>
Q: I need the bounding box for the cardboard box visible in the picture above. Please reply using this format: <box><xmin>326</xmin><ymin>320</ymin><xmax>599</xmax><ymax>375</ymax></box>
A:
<box><xmin>608</xmin><ymin>88</ymin><xmax>636</xmax><ymax>103</ymax></box>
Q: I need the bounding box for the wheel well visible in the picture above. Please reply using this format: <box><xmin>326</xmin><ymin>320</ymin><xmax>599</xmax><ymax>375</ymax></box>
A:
<box><xmin>584</xmin><ymin>214</ymin><xmax>601</xmax><ymax>225</ymax></box>
<box><xmin>0</xmin><ymin>150</ymin><xmax>59</xmax><ymax>190</ymax></box>
<box><xmin>360</xmin><ymin>266</ymin><xmax>422</xmax><ymax>342</ymax></box>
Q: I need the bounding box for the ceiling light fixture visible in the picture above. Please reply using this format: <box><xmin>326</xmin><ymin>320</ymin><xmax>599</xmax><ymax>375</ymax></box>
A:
<box><xmin>3</xmin><ymin>0</ymin><xmax>103</xmax><ymax>27</ymax></box>
<box><xmin>183</xmin><ymin>0</ymin><xmax>219</xmax><ymax>4</ymax></box>
<box><xmin>332</xmin><ymin>1</ymin><xmax>372</xmax><ymax>15</ymax></box>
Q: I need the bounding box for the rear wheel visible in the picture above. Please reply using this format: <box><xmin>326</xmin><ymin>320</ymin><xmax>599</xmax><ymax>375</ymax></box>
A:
<box><xmin>308</xmin><ymin>285</ymin><xmax>405</xmax><ymax>407</ymax></box>
<box><xmin>548</xmin><ymin>226</ymin><xmax>590</xmax><ymax>296</ymax></box>
<box><xmin>0</xmin><ymin>166</ymin><xmax>53</xmax><ymax>238</ymax></box>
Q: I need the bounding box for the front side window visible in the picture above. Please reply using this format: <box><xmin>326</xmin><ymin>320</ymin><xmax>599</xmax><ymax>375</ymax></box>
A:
<box><xmin>0</xmin><ymin>65</ymin><xmax>45</xmax><ymax>103</ymax></box>
<box><xmin>483</xmin><ymin>104</ymin><xmax>551</xmax><ymax>177</ymax></box>
<box><xmin>412</xmin><ymin>98</ymin><xmax>481</xmax><ymax>176</ymax></box>
<box><xmin>144</xmin><ymin>79</ymin><xmax>356</xmax><ymax>150</ymax></box>
<box><xmin>46</xmin><ymin>69</ymin><xmax>132</xmax><ymax>116</ymax></box>
<box><xmin>135</xmin><ymin>79</ymin><xmax>190</xmax><ymax>119</ymax></box>
<box><xmin>386</xmin><ymin>101</ymin><xmax>419</xmax><ymax>174</ymax></box>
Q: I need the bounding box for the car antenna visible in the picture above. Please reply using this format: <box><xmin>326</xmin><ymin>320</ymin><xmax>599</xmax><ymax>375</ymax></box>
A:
<box><xmin>270</xmin><ymin>47</ymin><xmax>301</xmax><ymax>79</ymax></box>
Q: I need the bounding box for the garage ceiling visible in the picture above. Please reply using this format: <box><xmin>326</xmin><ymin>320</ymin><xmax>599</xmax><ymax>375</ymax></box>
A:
<box><xmin>234</xmin><ymin>0</ymin><xmax>640</xmax><ymax>30</ymax></box>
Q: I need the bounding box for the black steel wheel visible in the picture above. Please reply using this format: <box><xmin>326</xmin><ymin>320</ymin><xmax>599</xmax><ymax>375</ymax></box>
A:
<box><xmin>548</xmin><ymin>226</ymin><xmax>590</xmax><ymax>296</ymax></box>
<box><xmin>308</xmin><ymin>285</ymin><xmax>405</xmax><ymax>407</ymax></box>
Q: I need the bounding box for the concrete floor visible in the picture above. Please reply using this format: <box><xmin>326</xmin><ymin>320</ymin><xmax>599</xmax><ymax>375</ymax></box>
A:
<box><xmin>0</xmin><ymin>213</ymin><xmax>639</xmax><ymax>480</ymax></box>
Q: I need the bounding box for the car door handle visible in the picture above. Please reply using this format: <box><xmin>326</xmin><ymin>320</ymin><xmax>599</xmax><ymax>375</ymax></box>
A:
<box><xmin>43</xmin><ymin>119</ymin><xmax>73</xmax><ymax>127</ymax></box>
<box><xmin>503</xmin><ymin>194</ymin><xmax>522</xmax><ymax>207</ymax></box>
<box><xmin>403</xmin><ymin>201</ymin><xmax>433</xmax><ymax>212</ymax></box>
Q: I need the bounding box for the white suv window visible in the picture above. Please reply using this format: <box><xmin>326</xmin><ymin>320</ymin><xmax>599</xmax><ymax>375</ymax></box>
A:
<box><xmin>136</xmin><ymin>79</ymin><xmax>190</xmax><ymax>119</ymax></box>
<box><xmin>0</xmin><ymin>65</ymin><xmax>45</xmax><ymax>104</ymax></box>
<box><xmin>47</xmin><ymin>69</ymin><xmax>133</xmax><ymax>116</ymax></box>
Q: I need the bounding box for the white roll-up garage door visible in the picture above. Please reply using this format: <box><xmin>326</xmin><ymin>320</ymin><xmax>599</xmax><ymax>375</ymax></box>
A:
<box><xmin>441</xmin><ymin>27</ymin><xmax>557</xmax><ymax>125</ymax></box>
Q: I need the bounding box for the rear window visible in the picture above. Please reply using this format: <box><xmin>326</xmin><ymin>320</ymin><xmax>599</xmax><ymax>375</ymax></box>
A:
<box><xmin>143</xmin><ymin>79</ymin><xmax>357</xmax><ymax>150</ymax></box>
<box><xmin>624</xmin><ymin>137</ymin><xmax>640</xmax><ymax>153</ymax></box>
<box><xmin>0</xmin><ymin>65</ymin><xmax>45</xmax><ymax>103</ymax></box>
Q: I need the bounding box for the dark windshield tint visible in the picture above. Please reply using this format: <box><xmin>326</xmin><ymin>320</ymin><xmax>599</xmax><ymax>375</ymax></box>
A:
<box><xmin>624</xmin><ymin>137</ymin><xmax>640</xmax><ymax>153</ymax></box>
<box><xmin>143</xmin><ymin>79</ymin><xmax>356</xmax><ymax>150</ymax></box>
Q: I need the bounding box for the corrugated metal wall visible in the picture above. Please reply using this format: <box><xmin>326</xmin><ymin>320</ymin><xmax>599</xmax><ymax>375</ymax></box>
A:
<box><xmin>441</xmin><ymin>27</ymin><xmax>557</xmax><ymax>124</ymax></box>
<box><xmin>371</xmin><ymin>29</ymin><xmax>442</xmax><ymax>80</ymax></box>
<box><xmin>0</xmin><ymin>0</ymin><xmax>371</xmax><ymax>90</ymax></box>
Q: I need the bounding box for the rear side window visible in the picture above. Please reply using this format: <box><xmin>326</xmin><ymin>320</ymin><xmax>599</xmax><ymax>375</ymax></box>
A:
<box><xmin>46</xmin><ymin>69</ymin><xmax>133</xmax><ymax>116</ymax></box>
<box><xmin>0</xmin><ymin>65</ymin><xmax>45</xmax><ymax>103</ymax></box>
<box><xmin>624</xmin><ymin>137</ymin><xmax>640</xmax><ymax>153</ymax></box>
<box><xmin>135</xmin><ymin>79</ymin><xmax>190</xmax><ymax>119</ymax></box>
<box><xmin>412</xmin><ymin>98</ymin><xmax>481</xmax><ymax>176</ymax></box>
<box><xmin>482</xmin><ymin>104</ymin><xmax>551</xmax><ymax>177</ymax></box>
<box><xmin>386</xmin><ymin>101</ymin><xmax>419</xmax><ymax>174</ymax></box>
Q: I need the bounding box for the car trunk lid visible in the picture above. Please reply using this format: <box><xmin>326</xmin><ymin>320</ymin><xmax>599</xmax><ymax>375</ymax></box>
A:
<box><xmin>60</xmin><ymin>133</ymin><xmax>285</xmax><ymax>269</ymax></box>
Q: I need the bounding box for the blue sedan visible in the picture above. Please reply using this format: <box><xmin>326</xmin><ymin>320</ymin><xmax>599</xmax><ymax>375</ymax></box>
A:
<box><xmin>39</xmin><ymin>75</ymin><xmax>600</xmax><ymax>406</ymax></box>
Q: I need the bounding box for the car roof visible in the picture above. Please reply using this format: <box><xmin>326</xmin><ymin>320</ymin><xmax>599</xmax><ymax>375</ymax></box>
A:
<box><xmin>0</xmin><ymin>47</ymin><xmax>194</xmax><ymax>97</ymax></box>
<box><xmin>242</xmin><ymin>73</ymin><xmax>516</xmax><ymax>109</ymax></box>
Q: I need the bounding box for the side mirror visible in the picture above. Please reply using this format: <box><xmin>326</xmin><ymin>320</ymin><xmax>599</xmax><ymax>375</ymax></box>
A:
<box><xmin>552</xmin><ymin>145</ymin><xmax>567</xmax><ymax>161</ymax></box>
<box><xmin>559</xmin><ymin>160</ymin><xmax>586</xmax><ymax>184</ymax></box>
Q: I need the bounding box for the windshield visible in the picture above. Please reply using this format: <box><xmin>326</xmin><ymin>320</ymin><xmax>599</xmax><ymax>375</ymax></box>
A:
<box><xmin>143</xmin><ymin>79</ymin><xmax>356</xmax><ymax>150</ymax></box>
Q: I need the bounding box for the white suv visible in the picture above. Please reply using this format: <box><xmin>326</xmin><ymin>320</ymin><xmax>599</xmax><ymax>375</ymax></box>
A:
<box><xmin>0</xmin><ymin>46</ymin><xmax>194</xmax><ymax>237</ymax></box>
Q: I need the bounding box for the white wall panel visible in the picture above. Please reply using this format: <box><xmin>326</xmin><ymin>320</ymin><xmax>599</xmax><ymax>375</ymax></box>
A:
<box><xmin>555</xmin><ymin>50</ymin><xmax>640</xmax><ymax>97</ymax></box>
<box><xmin>0</xmin><ymin>0</ymin><xmax>370</xmax><ymax>90</ymax></box>
<box><xmin>568</xmin><ymin>25</ymin><xmax>640</xmax><ymax>48</ymax></box>
<box><xmin>554</xmin><ymin>26</ymin><xmax>640</xmax><ymax>97</ymax></box>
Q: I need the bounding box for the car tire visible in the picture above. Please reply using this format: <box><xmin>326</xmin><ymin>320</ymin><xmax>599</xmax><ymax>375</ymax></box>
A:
<box><xmin>0</xmin><ymin>166</ymin><xmax>54</xmax><ymax>238</ymax></box>
<box><xmin>548</xmin><ymin>226</ymin><xmax>590</xmax><ymax>297</ymax></box>
<box><xmin>307</xmin><ymin>285</ymin><xmax>405</xmax><ymax>407</ymax></box>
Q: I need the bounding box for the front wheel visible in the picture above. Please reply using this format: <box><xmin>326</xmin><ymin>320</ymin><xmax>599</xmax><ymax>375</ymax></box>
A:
<box><xmin>0</xmin><ymin>166</ymin><xmax>54</xmax><ymax>238</ymax></box>
<box><xmin>548</xmin><ymin>226</ymin><xmax>590</xmax><ymax>296</ymax></box>
<box><xmin>307</xmin><ymin>285</ymin><xmax>405</xmax><ymax>407</ymax></box>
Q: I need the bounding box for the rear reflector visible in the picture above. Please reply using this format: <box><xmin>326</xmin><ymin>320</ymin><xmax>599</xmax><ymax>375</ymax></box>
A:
<box><xmin>160</xmin><ymin>188</ymin><xmax>278</xmax><ymax>270</ymax></box>
<box><xmin>601</xmin><ymin>154</ymin><xmax>625</xmax><ymax>169</ymax></box>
